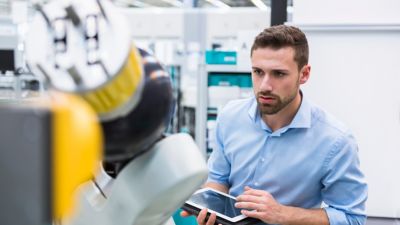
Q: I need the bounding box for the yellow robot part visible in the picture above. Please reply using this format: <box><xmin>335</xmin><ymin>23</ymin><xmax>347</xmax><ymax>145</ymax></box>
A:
<box><xmin>82</xmin><ymin>47</ymin><xmax>143</xmax><ymax>118</ymax></box>
<box><xmin>50</xmin><ymin>92</ymin><xmax>103</xmax><ymax>219</ymax></box>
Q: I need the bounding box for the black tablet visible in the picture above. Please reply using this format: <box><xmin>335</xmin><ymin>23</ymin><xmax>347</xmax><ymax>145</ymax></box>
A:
<box><xmin>182</xmin><ymin>188</ymin><xmax>261</xmax><ymax>225</ymax></box>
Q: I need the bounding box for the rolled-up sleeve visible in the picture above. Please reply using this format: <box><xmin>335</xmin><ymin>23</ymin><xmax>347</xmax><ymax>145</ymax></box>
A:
<box><xmin>206</xmin><ymin>117</ymin><xmax>231</xmax><ymax>186</ymax></box>
<box><xmin>322</xmin><ymin>134</ymin><xmax>368</xmax><ymax>225</ymax></box>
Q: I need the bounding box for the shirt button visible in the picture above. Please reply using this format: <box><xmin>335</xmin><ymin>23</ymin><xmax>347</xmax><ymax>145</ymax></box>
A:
<box><xmin>254</xmin><ymin>182</ymin><xmax>259</xmax><ymax>186</ymax></box>
<box><xmin>261</xmin><ymin>158</ymin><xmax>265</xmax><ymax>162</ymax></box>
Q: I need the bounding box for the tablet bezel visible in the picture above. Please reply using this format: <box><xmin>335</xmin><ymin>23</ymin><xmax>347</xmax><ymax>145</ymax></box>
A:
<box><xmin>185</xmin><ymin>187</ymin><xmax>247</xmax><ymax>223</ymax></box>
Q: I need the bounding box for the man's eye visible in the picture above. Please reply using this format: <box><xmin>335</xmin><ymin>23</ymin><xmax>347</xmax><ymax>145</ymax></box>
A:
<box><xmin>253</xmin><ymin>70</ymin><xmax>262</xmax><ymax>75</ymax></box>
<box><xmin>274</xmin><ymin>71</ymin><xmax>286</xmax><ymax>77</ymax></box>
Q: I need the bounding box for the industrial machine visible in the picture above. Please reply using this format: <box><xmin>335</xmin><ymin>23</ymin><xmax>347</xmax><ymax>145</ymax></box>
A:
<box><xmin>1</xmin><ymin>0</ymin><xmax>208</xmax><ymax>224</ymax></box>
<box><xmin>0</xmin><ymin>91</ymin><xmax>102</xmax><ymax>225</ymax></box>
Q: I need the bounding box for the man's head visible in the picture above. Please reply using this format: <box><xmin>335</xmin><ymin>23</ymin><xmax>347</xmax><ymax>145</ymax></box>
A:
<box><xmin>251</xmin><ymin>25</ymin><xmax>309</xmax><ymax>71</ymax></box>
<box><xmin>251</xmin><ymin>25</ymin><xmax>310</xmax><ymax>115</ymax></box>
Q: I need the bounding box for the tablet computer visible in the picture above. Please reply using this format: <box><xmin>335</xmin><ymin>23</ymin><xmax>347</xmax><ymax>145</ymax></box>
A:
<box><xmin>182</xmin><ymin>188</ymin><xmax>261</xmax><ymax>225</ymax></box>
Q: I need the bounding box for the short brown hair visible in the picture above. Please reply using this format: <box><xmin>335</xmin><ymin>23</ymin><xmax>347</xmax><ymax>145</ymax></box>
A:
<box><xmin>251</xmin><ymin>25</ymin><xmax>309</xmax><ymax>70</ymax></box>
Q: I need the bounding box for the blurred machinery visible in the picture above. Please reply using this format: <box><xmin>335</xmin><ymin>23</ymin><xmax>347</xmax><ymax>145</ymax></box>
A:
<box><xmin>0</xmin><ymin>91</ymin><xmax>102</xmax><ymax>225</ymax></box>
<box><xmin>0</xmin><ymin>0</ymin><xmax>208</xmax><ymax>224</ymax></box>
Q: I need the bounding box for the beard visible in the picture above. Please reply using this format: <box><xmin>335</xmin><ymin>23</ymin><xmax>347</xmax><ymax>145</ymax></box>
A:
<box><xmin>256</xmin><ymin>89</ymin><xmax>298</xmax><ymax>115</ymax></box>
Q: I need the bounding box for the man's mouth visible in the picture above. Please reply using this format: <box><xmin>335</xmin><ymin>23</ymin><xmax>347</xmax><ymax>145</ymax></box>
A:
<box><xmin>259</xmin><ymin>96</ymin><xmax>276</xmax><ymax>104</ymax></box>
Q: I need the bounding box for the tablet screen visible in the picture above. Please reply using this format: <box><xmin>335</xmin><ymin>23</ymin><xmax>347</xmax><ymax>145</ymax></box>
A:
<box><xmin>189</xmin><ymin>190</ymin><xmax>242</xmax><ymax>218</ymax></box>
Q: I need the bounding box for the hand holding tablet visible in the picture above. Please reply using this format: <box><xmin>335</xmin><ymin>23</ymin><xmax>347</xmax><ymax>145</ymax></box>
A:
<box><xmin>181</xmin><ymin>188</ymin><xmax>262</xmax><ymax>225</ymax></box>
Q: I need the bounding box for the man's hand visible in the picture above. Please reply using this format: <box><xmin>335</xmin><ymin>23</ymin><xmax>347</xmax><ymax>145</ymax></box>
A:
<box><xmin>235</xmin><ymin>186</ymin><xmax>286</xmax><ymax>224</ymax></box>
<box><xmin>235</xmin><ymin>186</ymin><xmax>329</xmax><ymax>225</ymax></box>
<box><xmin>180</xmin><ymin>182</ymin><xmax>228</xmax><ymax>225</ymax></box>
<box><xmin>180</xmin><ymin>209</ymin><xmax>220</xmax><ymax>225</ymax></box>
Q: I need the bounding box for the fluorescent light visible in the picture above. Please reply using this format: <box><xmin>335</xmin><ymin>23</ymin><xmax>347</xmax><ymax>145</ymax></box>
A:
<box><xmin>250</xmin><ymin>0</ymin><xmax>268</xmax><ymax>10</ymax></box>
<box><xmin>206</xmin><ymin>0</ymin><xmax>231</xmax><ymax>9</ymax></box>
<box><xmin>160</xmin><ymin>0</ymin><xmax>183</xmax><ymax>7</ymax></box>
<box><xmin>130</xmin><ymin>1</ymin><xmax>154</xmax><ymax>8</ymax></box>
<box><xmin>114</xmin><ymin>0</ymin><xmax>155</xmax><ymax>8</ymax></box>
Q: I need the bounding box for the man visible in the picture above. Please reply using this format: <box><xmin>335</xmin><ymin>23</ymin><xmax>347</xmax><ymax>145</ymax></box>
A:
<box><xmin>182</xmin><ymin>25</ymin><xmax>368</xmax><ymax>225</ymax></box>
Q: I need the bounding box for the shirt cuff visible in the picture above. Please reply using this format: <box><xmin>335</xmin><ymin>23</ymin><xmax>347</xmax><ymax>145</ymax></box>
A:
<box><xmin>324</xmin><ymin>207</ymin><xmax>348</xmax><ymax>225</ymax></box>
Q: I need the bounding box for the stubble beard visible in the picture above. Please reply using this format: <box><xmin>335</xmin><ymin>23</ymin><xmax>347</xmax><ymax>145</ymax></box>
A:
<box><xmin>256</xmin><ymin>86</ymin><xmax>299</xmax><ymax>115</ymax></box>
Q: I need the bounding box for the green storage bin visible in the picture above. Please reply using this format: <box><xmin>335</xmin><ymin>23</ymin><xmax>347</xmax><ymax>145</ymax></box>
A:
<box><xmin>208</xmin><ymin>73</ymin><xmax>252</xmax><ymax>88</ymax></box>
<box><xmin>205</xmin><ymin>51</ymin><xmax>237</xmax><ymax>65</ymax></box>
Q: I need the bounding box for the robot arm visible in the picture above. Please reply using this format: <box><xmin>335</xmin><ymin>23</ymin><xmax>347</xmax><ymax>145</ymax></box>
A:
<box><xmin>25</xmin><ymin>0</ymin><xmax>208</xmax><ymax>224</ymax></box>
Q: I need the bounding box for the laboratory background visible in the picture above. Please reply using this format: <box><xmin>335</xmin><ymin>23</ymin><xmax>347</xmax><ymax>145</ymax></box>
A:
<box><xmin>0</xmin><ymin>0</ymin><xmax>399</xmax><ymax>225</ymax></box>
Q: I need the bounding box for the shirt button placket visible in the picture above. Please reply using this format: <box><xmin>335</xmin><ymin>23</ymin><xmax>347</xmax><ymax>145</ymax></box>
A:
<box><xmin>253</xmin><ymin>135</ymin><xmax>270</xmax><ymax>188</ymax></box>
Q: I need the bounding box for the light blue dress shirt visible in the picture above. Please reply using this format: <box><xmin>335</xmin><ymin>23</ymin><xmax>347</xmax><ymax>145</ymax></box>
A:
<box><xmin>207</xmin><ymin>94</ymin><xmax>368</xmax><ymax>225</ymax></box>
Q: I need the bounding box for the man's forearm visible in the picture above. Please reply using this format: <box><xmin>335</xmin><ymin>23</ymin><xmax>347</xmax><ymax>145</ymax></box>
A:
<box><xmin>280</xmin><ymin>206</ymin><xmax>329</xmax><ymax>225</ymax></box>
<box><xmin>204</xmin><ymin>182</ymin><xmax>229</xmax><ymax>193</ymax></box>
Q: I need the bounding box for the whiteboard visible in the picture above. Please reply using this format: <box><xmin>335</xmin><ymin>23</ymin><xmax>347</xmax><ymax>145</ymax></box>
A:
<box><xmin>299</xmin><ymin>25</ymin><xmax>400</xmax><ymax>218</ymax></box>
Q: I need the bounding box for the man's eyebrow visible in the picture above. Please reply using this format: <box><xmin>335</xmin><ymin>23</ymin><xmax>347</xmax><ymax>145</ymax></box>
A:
<box><xmin>252</xmin><ymin>67</ymin><xmax>290</xmax><ymax>72</ymax></box>
<box><xmin>272</xmin><ymin>69</ymin><xmax>290</xmax><ymax>72</ymax></box>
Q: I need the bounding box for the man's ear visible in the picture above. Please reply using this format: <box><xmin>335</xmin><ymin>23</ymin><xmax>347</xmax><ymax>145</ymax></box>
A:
<box><xmin>299</xmin><ymin>65</ymin><xmax>311</xmax><ymax>84</ymax></box>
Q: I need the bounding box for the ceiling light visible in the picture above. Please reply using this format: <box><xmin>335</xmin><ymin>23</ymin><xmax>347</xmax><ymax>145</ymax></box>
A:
<box><xmin>114</xmin><ymin>0</ymin><xmax>155</xmax><ymax>8</ymax></box>
<box><xmin>250</xmin><ymin>0</ymin><xmax>268</xmax><ymax>10</ymax></box>
<box><xmin>205</xmin><ymin>0</ymin><xmax>230</xmax><ymax>9</ymax></box>
<box><xmin>160</xmin><ymin>0</ymin><xmax>183</xmax><ymax>7</ymax></box>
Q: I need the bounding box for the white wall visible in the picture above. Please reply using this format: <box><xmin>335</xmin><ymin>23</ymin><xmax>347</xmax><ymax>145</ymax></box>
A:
<box><xmin>293</xmin><ymin>0</ymin><xmax>400</xmax><ymax>218</ymax></box>
<box><xmin>300</xmin><ymin>27</ymin><xmax>400</xmax><ymax>218</ymax></box>
<box><xmin>118</xmin><ymin>7</ymin><xmax>270</xmax><ymax>42</ymax></box>
<box><xmin>205</xmin><ymin>8</ymin><xmax>269</xmax><ymax>46</ymax></box>
<box><xmin>293</xmin><ymin>0</ymin><xmax>400</xmax><ymax>25</ymax></box>
<box><xmin>117</xmin><ymin>8</ymin><xmax>184</xmax><ymax>39</ymax></box>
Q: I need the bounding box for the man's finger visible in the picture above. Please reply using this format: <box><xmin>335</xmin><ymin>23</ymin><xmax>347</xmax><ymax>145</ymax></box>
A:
<box><xmin>206</xmin><ymin>213</ymin><xmax>217</xmax><ymax>225</ymax></box>
<box><xmin>197</xmin><ymin>208</ymin><xmax>208</xmax><ymax>225</ymax></box>
<box><xmin>236</xmin><ymin>194</ymin><xmax>263</xmax><ymax>204</ymax></box>
<box><xmin>241</xmin><ymin>209</ymin><xmax>262</xmax><ymax>220</ymax></box>
<box><xmin>180</xmin><ymin>210</ymin><xmax>192</xmax><ymax>217</ymax></box>
<box><xmin>235</xmin><ymin>201</ymin><xmax>262</xmax><ymax>210</ymax></box>
<box><xmin>243</xmin><ymin>187</ymin><xmax>267</xmax><ymax>196</ymax></box>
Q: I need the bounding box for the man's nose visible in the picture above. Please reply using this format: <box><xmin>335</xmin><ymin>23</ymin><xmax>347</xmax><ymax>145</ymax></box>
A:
<box><xmin>260</xmin><ymin>75</ymin><xmax>273</xmax><ymax>91</ymax></box>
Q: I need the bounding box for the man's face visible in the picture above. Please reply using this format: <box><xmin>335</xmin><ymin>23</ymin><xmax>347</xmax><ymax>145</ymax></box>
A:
<box><xmin>251</xmin><ymin>47</ymin><xmax>309</xmax><ymax>115</ymax></box>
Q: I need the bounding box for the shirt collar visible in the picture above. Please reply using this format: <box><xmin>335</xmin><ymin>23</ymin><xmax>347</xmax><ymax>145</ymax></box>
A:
<box><xmin>247</xmin><ymin>92</ymin><xmax>312</xmax><ymax>132</ymax></box>
<box><xmin>288</xmin><ymin>95</ymin><xmax>311</xmax><ymax>129</ymax></box>
<box><xmin>248</xmin><ymin>96</ymin><xmax>258</xmax><ymax>123</ymax></box>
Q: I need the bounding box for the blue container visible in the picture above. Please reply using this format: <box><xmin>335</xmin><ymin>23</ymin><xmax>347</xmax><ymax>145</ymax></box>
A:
<box><xmin>208</xmin><ymin>73</ymin><xmax>252</xmax><ymax>88</ymax></box>
<box><xmin>205</xmin><ymin>51</ymin><xmax>237</xmax><ymax>65</ymax></box>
